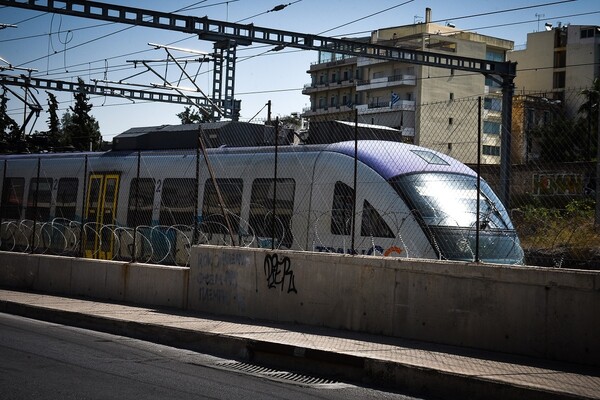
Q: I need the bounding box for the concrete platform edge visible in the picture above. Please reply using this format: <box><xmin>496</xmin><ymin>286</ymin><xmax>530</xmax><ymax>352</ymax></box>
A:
<box><xmin>0</xmin><ymin>297</ymin><xmax>589</xmax><ymax>400</ymax></box>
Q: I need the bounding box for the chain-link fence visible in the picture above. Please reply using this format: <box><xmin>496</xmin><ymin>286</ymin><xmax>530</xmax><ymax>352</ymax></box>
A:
<box><xmin>1</xmin><ymin>89</ymin><xmax>598</xmax><ymax>269</ymax></box>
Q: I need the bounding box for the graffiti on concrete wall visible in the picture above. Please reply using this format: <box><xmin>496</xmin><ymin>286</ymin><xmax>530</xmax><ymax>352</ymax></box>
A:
<box><xmin>532</xmin><ymin>173</ymin><xmax>584</xmax><ymax>195</ymax></box>
<box><xmin>197</xmin><ymin>252</ymin><xmax>240</xmax><ymax>305</ymax></box>
<box><xmin>264</xmin><ymin>253</ymin><xmax>297</xmax><ymax>294</ymax></box>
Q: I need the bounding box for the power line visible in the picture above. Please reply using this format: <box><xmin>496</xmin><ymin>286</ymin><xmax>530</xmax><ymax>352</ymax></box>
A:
<box><xmin>432</xmin><ymin>0</ymin><xmax>576</xmax><ymax>24</ymax></box>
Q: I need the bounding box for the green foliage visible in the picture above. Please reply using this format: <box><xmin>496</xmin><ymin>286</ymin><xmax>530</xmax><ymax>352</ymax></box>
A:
<box><xmin>45</xmin><ymin>91</ymin><xmax>61</xmax><ymax>148</ymax></box>
<box><xmin>0</xmin><ymin>89</ymin><xmax>22</xmax><ymax>152</ymax></box>
<box><xmin>530</xmin><ymin>118</ymin><xmax>588</xmax><ymax>162</ymax></box>
<box><xmin>177</xmin><ymin>106</ymin><xmax>210</xmax><ymax>124</ymax></box>
<box><xmin>577</xmin><ymin>78</ymin><xmax>600</xmax><ymax>161</ymax></box>
<box><xmin>62</xmin><ymin>78</ymin><xmax>102</xmax><ymax>151</ymax></box>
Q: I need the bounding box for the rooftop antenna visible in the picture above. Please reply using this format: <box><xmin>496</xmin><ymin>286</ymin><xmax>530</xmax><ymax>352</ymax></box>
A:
<box><xmin>535</xmin><ymin>13</ymin><xmax>545</xmax><ymax>32</ymax></box>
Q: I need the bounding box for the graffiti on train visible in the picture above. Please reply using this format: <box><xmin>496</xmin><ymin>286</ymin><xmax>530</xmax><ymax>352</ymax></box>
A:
<box><xmin>314</xmin><ymin>245</ymin><xmax>403</xmax><ymax>256</ymax></box>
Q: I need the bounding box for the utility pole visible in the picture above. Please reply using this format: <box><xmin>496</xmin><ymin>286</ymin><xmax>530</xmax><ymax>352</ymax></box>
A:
<box><xmin>596</xmin><ymin>100</ymin><xmax>600</xmax><ymax>229</ymax></box>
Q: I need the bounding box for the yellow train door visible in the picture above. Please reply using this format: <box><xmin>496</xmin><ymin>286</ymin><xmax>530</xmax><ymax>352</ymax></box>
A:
<box><xmin>83</xmin><ymin>173</ymin><xmax>120</xmax><ymax>259</ymax></box>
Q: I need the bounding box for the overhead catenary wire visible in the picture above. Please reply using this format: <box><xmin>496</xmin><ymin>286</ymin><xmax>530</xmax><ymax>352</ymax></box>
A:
<box><xmin>1</xmin><ymin>0</ymin><xmax>598</xmax><ymax>129</ymax></box>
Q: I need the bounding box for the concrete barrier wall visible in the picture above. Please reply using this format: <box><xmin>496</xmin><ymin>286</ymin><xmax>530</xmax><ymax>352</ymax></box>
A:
<box><xmin>2</xmin><ymin>248</ymin><xmax>599</xmax><ymax>366</ymax></box>
<box><xmin>0</xmin><ymin>251</ymin><xmax>189</xmax><ymax>309</ymax></box>
<box><xmin>187</xmin><ymin>246</ymin><xmax>600</xmax><ymax>367</ymax></box>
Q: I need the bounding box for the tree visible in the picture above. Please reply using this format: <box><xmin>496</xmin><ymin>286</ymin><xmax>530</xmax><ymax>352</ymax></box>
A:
<box><xmin>531</xmin><ymin>118</ymin><xmax>587</xmax><ymax>162</ymax></box>
<box><xmin>578</xmin><ymin>78</ymin><xmax>600</xmax><ymax>161</ymax></box>
<box><xmin>177</xmin><ymin>106</ymin><xmax>210</xmax><ymax>124</ymax></box>
<box><xmin>62</xmin><ymin>78</ymin><xmax>101</xmax><ymax>151</ymax></box>
<box><xmin>45</xmin><ymin>91</ymin><xmax>61</xmax><ymax>148</ymax></box>
<box><xmin>0</xmin><ymin>88</ymin><xmax>22</xmax><ymax>152</ymax></box>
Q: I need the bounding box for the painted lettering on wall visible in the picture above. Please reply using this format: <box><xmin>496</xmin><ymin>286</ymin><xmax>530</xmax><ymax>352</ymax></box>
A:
<box><xmin>197</xmin><ymin>270</ymin><xmax>237</xmax><ymax>305</ymax></box>
<box><xmin>264</xmin><ymin>253</ymin><xmax>297</xmax><ymax>294</ymax></box>
<box><xmin>532</xmin><ymin>173</ymin><xmax>584</xmax><ymax>195</ymax></box>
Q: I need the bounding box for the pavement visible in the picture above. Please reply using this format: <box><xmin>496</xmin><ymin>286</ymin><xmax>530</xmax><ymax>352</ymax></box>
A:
<box><xmin>1</xmin><ymin>288</ymin><xmax>599</xmax><ymax>400</ymax></box>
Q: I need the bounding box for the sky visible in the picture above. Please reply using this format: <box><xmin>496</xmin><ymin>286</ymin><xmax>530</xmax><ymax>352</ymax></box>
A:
<box><xmin>0</xmin><ymin>0</ymin><xmax>598</xmax><ymax>141</ymax></box>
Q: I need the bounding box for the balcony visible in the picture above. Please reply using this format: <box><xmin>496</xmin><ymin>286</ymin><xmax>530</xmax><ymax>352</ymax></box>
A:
<box><xmin>301</xmin><ymin>105</ymin><xmax>355</xmax><ymax>117</ymax></box>
<box><xmin>356</xmin><ymin>74</ymin><xmax>416</xmax><ymax>91</ymax></box>
<box><xmin>302</xmin><ymin>79</ymin><xmax>356</xmax><ymax>94</ymax></box>
<box><xmin>355</xmin><ymin>100</ymin><xmax>416</xmax><ymax>114</ymax></box>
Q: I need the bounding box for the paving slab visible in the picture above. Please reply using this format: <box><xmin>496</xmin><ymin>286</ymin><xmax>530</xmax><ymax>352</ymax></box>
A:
<box><xmin>1</xmin><ymin>288</ymin><xmax>598</xmax><ymax>400</ymax></box>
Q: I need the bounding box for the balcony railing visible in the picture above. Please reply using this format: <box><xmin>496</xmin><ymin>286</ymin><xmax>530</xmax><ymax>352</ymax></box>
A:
<box><xmin>356</xmin><ymin>74</ymin><xmax>416</xmax><ymax>91</ymax></box>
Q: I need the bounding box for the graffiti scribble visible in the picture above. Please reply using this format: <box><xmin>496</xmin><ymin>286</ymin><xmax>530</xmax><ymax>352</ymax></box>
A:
<box><xmin>264</xmin><ymin>253</ymin><xmax>297</xmax><ymax>294</ymax></box>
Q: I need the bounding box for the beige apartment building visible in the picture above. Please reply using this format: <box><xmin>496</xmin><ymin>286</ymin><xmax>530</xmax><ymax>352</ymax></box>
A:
<box><xmin>508</xmin><ymin>24</ymin><xmax>600</xmax><ymax>117</ymax></box>
<box><xmin>302</xmin><ymin>9</ymin><xmax>514</xmax><ymax>164</ymax></box>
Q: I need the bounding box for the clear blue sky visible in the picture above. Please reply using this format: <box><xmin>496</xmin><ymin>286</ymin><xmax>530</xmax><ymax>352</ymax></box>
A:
<box><xmin>1</xmin><ymin>0</ymin><xmax>598</xmax><ymax>141</ymax></box>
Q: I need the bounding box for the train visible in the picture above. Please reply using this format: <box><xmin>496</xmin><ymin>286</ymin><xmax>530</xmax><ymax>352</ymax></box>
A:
<box><xmin>0</xmin><ymin>140</ymin><xmax>525</xmax><ymax>265</ymax></box>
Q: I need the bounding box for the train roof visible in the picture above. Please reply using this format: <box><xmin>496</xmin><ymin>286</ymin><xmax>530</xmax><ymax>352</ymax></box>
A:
<box><xmin>325</xmin><ymin>141</ymin><xmax>476</xmax><ymax>179</ymax></box>
<box><xmin>0</xmin><ymin>140</ymin><xmax>475</xmax><ymax>179</ymax></box>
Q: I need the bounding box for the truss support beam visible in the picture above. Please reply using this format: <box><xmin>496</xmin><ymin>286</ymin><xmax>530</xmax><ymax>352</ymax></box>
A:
<box><xmin>0</xmin><ymin>0</ymin><xmax>516</xmax><ymax>78</ymax></box>
<box><xmin>0</xmin><ymin>74</ymin><xmax>216</xmax><ymax>107</ymax></box>
<box><xmin>212</xmin><ymin>40</ymin><xmax>240</xmax><ymax>121</ymax></box>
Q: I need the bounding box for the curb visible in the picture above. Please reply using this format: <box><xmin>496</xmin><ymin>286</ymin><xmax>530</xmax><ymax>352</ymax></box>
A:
<box><xmin>0</xmin><ymin>299</ymin><xmax>589</xmax><ymax>400</ymax></box>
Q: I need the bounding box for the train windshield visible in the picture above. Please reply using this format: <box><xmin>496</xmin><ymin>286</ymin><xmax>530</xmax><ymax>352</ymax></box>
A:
<box><xmin>389</xmin><ymin>172</ymin><xmax>524</xmax><ymax>264</ymax></box>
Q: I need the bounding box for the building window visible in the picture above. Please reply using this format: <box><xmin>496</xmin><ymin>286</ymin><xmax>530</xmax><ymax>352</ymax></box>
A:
<box><xmin>55</xmin><ymin>178</ymin><xmax>79</xmax><ymax>220</ymax></box>
<box><xmin>553</xmin><ymin>71</ymin><xmax>566</xmax><ymax>89</ymax></box>
<box><xmin>486</xmin><ymin>49</ymin><xmax>504</xmax><ymax>62</ymax></box>
<box><xmin>485</xmin><ymin>76</ymin><xmax>502</xmax><ymax>89</ymax></box>
<box><xmin>25</xmin><ymin>178</ymin><xmax>53</xmax><ymax>221</ymax></box>
<box><xmin>127</xmin><ymin>178</ymin><xmax>155</xmax><ymax>227</ymax></box>
<box><xmin>373</xmin><ymin>71</ymin><xmax>385</xmax><ymax>79</ymax></box>
<box><xmin>331</xmin><ymin>181</ymin><xmax>354</xmax><ymax>236</ymax></box>
<box><xmin>483</xmin><ymin>145</ymin><xmax>501</xmax><ymax>156</ymax></box>
<box><xmin>201</xmin><ymin>178</ymin><xmax>243</xmax><ymax>234</ymax></box>
<box><xmin>249</xmin><ymin>178</ymin><xmax>295</xmax><ymax>248</ymax></box>
<box><xmin>581</xmin><ymin>28</ymin><xmax>595</xmax><ymax>39</ymax></box>
<box><xmin>483</xmin><ymin>121</ymin><xmax>501</xmax><ymax>134</ymax></box>
<box><xmin>525</xmin><ymin>109</ymin><xmax>535</xmax><ymax>130</ymax></box>
<box><xmin>1</xmin><ymin>177</ymin><xmax>25</xmax><ymax>220</ymax></box>
<box><xmin>360</xmin><ymin>200</ymin><xmax>394</xmax><ymax>238</ymax></box>
<box><xmin>484</xmin><ymin>97</ymin><xmax>502</xmax><ymax>111</ymax></box>
<box><xmin>159</xmin><ymin>178</ymin><xmax>195</xmax><ymax>226</ymax></box>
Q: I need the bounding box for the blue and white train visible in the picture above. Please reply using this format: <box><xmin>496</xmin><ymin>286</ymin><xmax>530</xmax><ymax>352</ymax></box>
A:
<box><xmin>0</xmin><ymin>140</ymin><xmax>524</xmax><ymax>265</ymax></box>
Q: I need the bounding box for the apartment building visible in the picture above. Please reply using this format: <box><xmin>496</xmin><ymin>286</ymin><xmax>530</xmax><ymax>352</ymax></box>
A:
<box><xmin>302</xmin><ymin>9</ymin><xmax>514</xmax><ymax>164</ymax></box>
<box><xmin>508</xmin><ymin>24</ymin><xmax>600</xmax><ymax>117</ymax></box>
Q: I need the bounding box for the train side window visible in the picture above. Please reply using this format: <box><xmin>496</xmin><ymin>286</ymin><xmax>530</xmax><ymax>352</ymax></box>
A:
<box><xmin>249</xmin><ymin>178</ymin><xmax>295</xmax><ymax>248</ymax></box>
<box><xmin>55</xmin><ymin>178</ymin><xmax>78</xmax><ymax>220</ymax></box>
<box><xmin>1</xmin><ymin>177</ymin><xmax>25</xmax><ymax>220</ymax></box>
<box><xmin>159</xmin><ymin>178</ymin><xmax>195</xmax><ymax>226</ymax></box>
<box><xmin>25</xmin><ymin>178</ymin><xmax>53</xmax><ymax>221</ymax></box>
<box><xmin>201</xmin><ymin>178</ymin><xmax>243</xmax><ymax>234</ymax></box>
<box><xmin>127</xmin><ymin>178</ymin><xmax>155</xmax><ymax>226</ymax></box>
<box><xmin>331</xmin><ymin>181</ymin><xmax>354</xmax><ymax>235</ymax></box>
<box><xmin>361</xmin><ymin>200</ymin><xmax>395</xmax><ymax>238</ymax></box>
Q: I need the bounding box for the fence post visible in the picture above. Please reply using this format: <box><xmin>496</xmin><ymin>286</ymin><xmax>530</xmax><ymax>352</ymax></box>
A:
<box><xmin>476</xmin><ymin>97</ymin><xmax>482</xmax><ymax>263</ymax></box>
<box><xmin>30</xmin><ymin>157</ymin><xmax>41</xmax><ymax>253</ymax></box>
<box><xmin>79</xmin><ymin>155</ymin><xmax>88</xmax><ymax>258</ymax></box>
<box><xmin>0</xmin><ymin>159</ymin><xmax>6</xmax><ymax>236</ymax></box>
<box><xmin>596</xmin><ymin>104</ymin><xmax>600</xmax><ymax>229</ymax></box>
<box><xmin>500</xmin><ymin>76</ymin><xmax>515</xmax><ymax>208</ymax></box>
<box><xmin>352</xmin><ymin>109</ymin><xmax>358</xmax><ymax>254</ymax></box>
<box><xmin>132</xmin><ymin>150</ymin><xmax>140</xmax><ymax>263</ymax></box>
<box><xmin>271</xmin><ymin>117</ymin><xmax>279</xmax><ymax>250</ymax></box>
<box><xmin>193</xmin><ymin>131</ymin><xmax>200</xmax><ymax>246</ymax></box>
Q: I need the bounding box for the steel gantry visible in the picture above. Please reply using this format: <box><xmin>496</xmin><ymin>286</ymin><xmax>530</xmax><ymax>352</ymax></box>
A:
<box><xmin>0</xmin><ymin>74</ymin><xmax>217</xmax><ymax>107</ymax></box>
<box><xmin>0</xmin><ymin>0</ymin><xmax>518</xmax><ymax>204</ymax></box>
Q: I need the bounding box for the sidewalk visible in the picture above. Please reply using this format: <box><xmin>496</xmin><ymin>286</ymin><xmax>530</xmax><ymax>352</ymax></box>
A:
<box><xmin>1</xmin><ymin>288</ymin><xmax>598</xmax><ymax>400</ymax></box>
